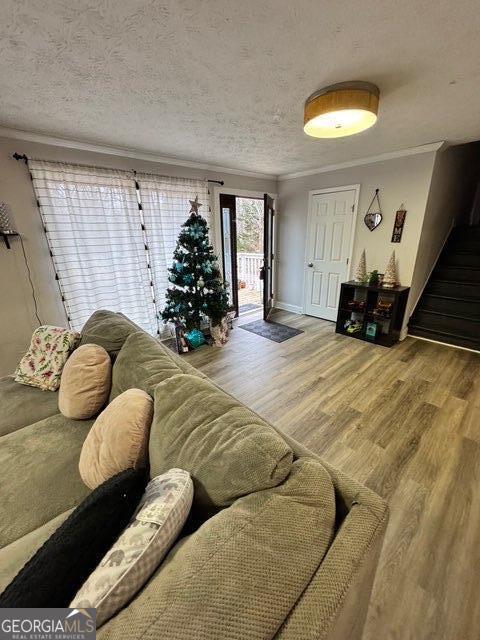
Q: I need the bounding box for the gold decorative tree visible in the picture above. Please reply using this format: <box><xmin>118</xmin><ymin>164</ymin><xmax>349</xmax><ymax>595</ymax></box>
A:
<box><xmin>383</xmin><ymin>250</ymin><xmax>398</xmax><ymax>288</ymax></box>
<box><xmin>354</xmin><ymin>250</ymin><xmax>367</xmax><ymax>283</ymax></box>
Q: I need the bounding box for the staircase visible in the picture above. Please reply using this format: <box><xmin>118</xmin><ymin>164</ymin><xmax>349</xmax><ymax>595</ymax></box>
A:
<box><xmin>409</xmin><ymin>225</ymin><xmax>480</xmax><ymax>351</ymax></box>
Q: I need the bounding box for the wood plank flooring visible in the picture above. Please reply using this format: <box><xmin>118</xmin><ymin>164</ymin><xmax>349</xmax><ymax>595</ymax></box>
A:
<box><xmin>186</xmin><ymin>310</ymin><xmax>480</xmax><ymax>640</ymax></box>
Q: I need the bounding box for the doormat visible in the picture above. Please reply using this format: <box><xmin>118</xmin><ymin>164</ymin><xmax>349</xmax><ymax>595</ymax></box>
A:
<box><xmin>240</xmin><ymin>319</ymin><xmax>304</xmax><ymax>343</ymax></box>
<box><xmin>239</xmin><ymin>303</ymin><xmax>261</xmax><ymax>313</ymax></box>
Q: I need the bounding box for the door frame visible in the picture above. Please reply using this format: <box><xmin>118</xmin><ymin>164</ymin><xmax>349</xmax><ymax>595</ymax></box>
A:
<box><xmin>302</xmin><ymin>184</ymin><xmax>360</xmax><ymax>316</ymax></box>
<box><xmin>212</xmin><ymin>186</ymin><xmax>277</xmax><ymax>311</ymax></box>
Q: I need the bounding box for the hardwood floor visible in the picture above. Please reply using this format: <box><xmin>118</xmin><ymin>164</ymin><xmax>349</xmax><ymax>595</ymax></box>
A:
<box><xmin>186</xmin><ymin>310</ymin><xmax>480</xmax><ymax>640</ymax></box>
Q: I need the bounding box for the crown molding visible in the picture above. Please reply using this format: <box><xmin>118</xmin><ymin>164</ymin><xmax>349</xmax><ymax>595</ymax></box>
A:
<box><xmin>0</xmin><ymin>126</ymin><xmax>275</xmax><ymax>180</ymax></box>
<box><xmin>278</xmin><ymin>142</ymin><xmax>445</xmax><ymax>181</ymax></box>
<box><xmin>0</xmin><ymin>127</ymin><xmax>446</xmax><ymax>182</ymax></box>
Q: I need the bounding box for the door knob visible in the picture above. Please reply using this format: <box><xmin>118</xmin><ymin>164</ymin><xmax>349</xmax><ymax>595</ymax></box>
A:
<box><xmin>308</xmin><ymin>262</ymin><xmax>313</xmax><ymax>267</ymax></box>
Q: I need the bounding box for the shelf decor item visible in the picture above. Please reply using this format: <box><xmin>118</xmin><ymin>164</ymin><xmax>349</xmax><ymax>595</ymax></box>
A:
<box><xmin>354</xmin><ymin>250</ymin><xmax>367</xmax><ymax>283</ymax></box>
<box><xmin>368</xmin><ymin>270</ymin><xmax>380</xmax><ymax>286</ymax></box>
<box><xmin>347</xmin><ymin>299</ymin><xmax>366</xmax><ymax>312</ymax></box>
<box><xmin>364</xmin><ymin>189</ymin><xmax>383</xmax><ymax>231</ymax></box>
<box><xmin>0</xmin><ymin>202</ymin><xmax>15</xmax><ymax>232</ymax></box>
<box><xmin>383</xmin><ymin>251</ymin><xmax>398</xmax><ymax>288</ymax></box>
<box><xmin>0</xmin><ymin>201</ymin><xmax>19</xmax><ymax>249</ymax></box>
<box><xmin>391</xmin><ymin>206</ymin><xmax>407</xmax><ymax>243</ymax></box>
<box><xmin>373</xmin><ymin>301</ymin><xmax>393</xmax><ymax>319</ymax></box>
<box><xmin>365</xmin><ymin>322</ymin><xmax>378</xmax><ymax>340</ymax></box>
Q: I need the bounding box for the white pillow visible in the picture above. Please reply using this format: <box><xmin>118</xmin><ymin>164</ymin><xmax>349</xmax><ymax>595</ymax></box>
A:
<box><xmin>70</xmin><ymin>469</ymin><xmax>193</xmax><ymax>626</ymax></box>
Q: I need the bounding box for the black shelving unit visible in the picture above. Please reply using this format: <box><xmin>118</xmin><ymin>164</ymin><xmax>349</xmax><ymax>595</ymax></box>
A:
<box><xmin>336</xmin><ymin>281</ymin><xmax>410</xmax><ymax>347</ymax></box>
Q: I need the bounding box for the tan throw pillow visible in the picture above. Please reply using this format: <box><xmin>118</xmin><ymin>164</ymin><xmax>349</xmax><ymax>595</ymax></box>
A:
<box><xmin>14</xmin><ymin>325</ymin><xmax>80</xmax><ymax>391</ymax></box>
<box><xmin>71</xmin><ymin>468</ymin><xmax>193</xmax><ymax>627</ymax></box>
<box><xmin>79</xmin><ymin>389</ymin><xmax>153</xmax><ymax>490</ymax></box>
<box><xmin>59</xmin><ymin>344</ymin><xmax>112</xmax><ymax>419</ymax></box>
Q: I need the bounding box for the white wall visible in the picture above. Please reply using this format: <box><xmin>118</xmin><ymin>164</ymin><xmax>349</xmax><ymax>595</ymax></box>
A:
<box><xmin>0</xmin><ymin>136</ymin><xmax>276</xmax><ymax>376</ymax></box>
<box><xmin>276</xmin><ymin>152</ymin><xmax>437</xmax><ymax>320</ymax></box>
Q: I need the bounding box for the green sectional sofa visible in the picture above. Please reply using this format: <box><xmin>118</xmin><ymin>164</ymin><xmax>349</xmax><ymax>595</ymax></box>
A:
<box><xmin>0</xmin><ymin>310</ymin><xmax>388</xmax><ymax>640</ymax></box>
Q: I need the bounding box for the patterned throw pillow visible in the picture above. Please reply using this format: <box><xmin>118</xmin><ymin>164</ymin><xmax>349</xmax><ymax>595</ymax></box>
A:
<box><xmin>15</xmin><ymin>325</ymin><xmax>80</xmax><ymax>391</ymax></box>
<box><xmin>71</xmin><ymin>468</ymin><xmax>193</xmax><ymax>627</ymax></box>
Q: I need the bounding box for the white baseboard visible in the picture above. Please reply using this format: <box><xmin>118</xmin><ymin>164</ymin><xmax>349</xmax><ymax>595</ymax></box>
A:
<box><xmin>273</xmin><ymin>300</ymin><xmax>303</xmax><ymax>314</ymax></box>
<box><xmin>409</xmin><ymin>334</ymin><xmax>480</xmax><ymax>354</ymax></box>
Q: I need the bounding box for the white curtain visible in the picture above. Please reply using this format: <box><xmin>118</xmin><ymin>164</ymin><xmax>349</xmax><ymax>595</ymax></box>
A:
<box><xmin>136</xmin><ymin>173</ymin><xmax>210</xmax><ymax>326</ymax></box>
<box><xmin>29</xmin><ymin>160</ymin><xmax>158</xmax><ymax>334</ymax></box>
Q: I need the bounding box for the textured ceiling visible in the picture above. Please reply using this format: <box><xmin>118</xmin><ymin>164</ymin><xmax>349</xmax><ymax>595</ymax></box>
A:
<box><xmin>1</xmin><ymin>0</ymin><xmax>480</xmax><ymax>176</ymax></box>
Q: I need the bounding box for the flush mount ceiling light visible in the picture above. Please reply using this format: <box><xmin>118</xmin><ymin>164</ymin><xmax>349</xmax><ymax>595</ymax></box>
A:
<box><xmin>304</xmin><ymin>81</ymin><xmax>379</xmax><ymax>138</ymax></box>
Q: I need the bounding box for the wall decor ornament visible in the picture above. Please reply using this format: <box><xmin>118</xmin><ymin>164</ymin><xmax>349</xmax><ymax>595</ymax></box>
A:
<box><xmin>354</xmin><ymin>249</ymin><xmax>367</xmax><ymax>283</ymax></box>
<box><xmin>364</xmin><ymin>188</ymin><xmax>383</xmax><ymax>231</ymax></box>
<box><xmin>383</xmin><ymin>250</ymin><xmax>398</xmax><ymax>288</ymax></box>
<box><xmin>391</xmin><ymin>205</ymin><xmax>407</xmax><ymax>243</ymax></box>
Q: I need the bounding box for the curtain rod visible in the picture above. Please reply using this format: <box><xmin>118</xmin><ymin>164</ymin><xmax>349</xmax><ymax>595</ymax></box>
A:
<box><xmin>12</xmin><ymin>153</ymin><xmax>224</xmax><ymax>185</ymax></box>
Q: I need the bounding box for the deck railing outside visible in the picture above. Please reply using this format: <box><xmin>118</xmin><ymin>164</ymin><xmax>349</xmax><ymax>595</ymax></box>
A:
<box><xmin>237</xmin><ymin>252</ymin><xmax>263</xmax><ymax>291</ymax></box>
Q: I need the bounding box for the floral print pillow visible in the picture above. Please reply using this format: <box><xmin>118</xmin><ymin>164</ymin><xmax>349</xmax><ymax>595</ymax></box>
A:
<box><xmin>15</xmin><ymin>325</ymin><xmax>80</xmax><ymax>391</ymax></box>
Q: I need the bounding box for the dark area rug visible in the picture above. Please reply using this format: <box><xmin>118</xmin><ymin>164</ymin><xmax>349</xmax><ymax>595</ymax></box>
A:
<box><xmin>240</xmin><ymin>319</ymin><xmax>304</xmax><ymax>343</ymax></box>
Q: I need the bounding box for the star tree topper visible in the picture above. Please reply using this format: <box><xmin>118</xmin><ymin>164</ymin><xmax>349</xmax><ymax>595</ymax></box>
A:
<box><xmin>189</xmin><ymin>195</ymin><xmax>203</xmax><ymax>214</ymax></box>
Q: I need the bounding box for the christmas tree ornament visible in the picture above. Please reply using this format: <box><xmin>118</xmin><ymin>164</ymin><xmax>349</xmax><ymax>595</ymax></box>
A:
<box><xmin>354</xmin><ymin>250</ymin><xmax>367</xmax><ymax>283</ymax></box>
<box><xmin>184</xmin><ymin>328</ymin><xmax>205</xmax><ymax>349</ymax></box>
<box><xmin>383</xmin><ymin>250</ymin><xmax>398</xmax><ymax>288</ymax></box>
<box><xmin>189</xmin><ymin>195</ymin><xmax>203</xmax><ymax>214</ymax></box>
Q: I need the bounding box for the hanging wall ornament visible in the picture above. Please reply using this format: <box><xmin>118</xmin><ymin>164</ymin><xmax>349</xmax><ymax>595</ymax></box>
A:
<box><xmin>354</xmin><ymin>249</ymin><xmax>367</xmax><ymax>283</ymax></box>
<box><xmin>391</xmin><ymin>205</ymin><xmax>407</xmax><ymax>243</ymax></box>
<box><xmin>364</xmin><ymin>188</ymin><xmax>383</xmax><ymax>231</ymax></box>
<box><xmin>383</xmin><ymin>250</ymin><xmax>398</xmax><ymax>288</ymax></box>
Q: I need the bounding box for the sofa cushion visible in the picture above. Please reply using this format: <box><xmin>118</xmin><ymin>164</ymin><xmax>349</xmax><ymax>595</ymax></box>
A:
<box><xmin>0</xmin><ymin>469</ymin><xmax>147</xmax><ymax>607</ymax></box>
<box><xmin>0</xmin><ymin>414</ymin><xmax>93</xmax><ymax>548</ymax></box>
<box><xmin>15</xmin><ymin>325</ymin><xmax>80</xmax><ymax>391</ymax></box>
<box><xmin>80</xmin><ymin>310</ymin><xmax>140</xmax><ymax>357</ymax></box>
<box><xmin>71</xmin><ymin>469</ymin><xmax>193</xmax><ymax>627</ymax></box>
<box><xmin>0</xmin><ymin>509</ymin><xmax>73</xmax><ymax>595</ymax></box>
<box><xmin>79</xmin><ymin>389</ymin><xmax>153</xmax><ymax>490</ymax></box>
<box><xmin>0</xmin><ymin>375</ymin><xmax>60</xmax><ymax>437</ymax></box>
<box><xmin>59</xmin><ymin>344</ymin><xmax>112</xmax><ymax>419</ymax></box>
<box><xmin>110</xmin><ymin>331</ymin><xmax>203</xmax><ymax>400</ymax></box>
<box><xmin>98</xmin><ymin>459</ymin><xmax>336</xmax><ymax>640</ymax></box>
<box><xmin>149</xmin><ymin>374</ymin><xmax>293</xmax><ymax>514</ymax></box>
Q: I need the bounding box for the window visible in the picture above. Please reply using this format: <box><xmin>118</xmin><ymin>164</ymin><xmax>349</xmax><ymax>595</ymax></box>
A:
<box><xmin>29</xmin><ymin>161</ymin><xmax>210</xmax><ymax>335</ymax></box>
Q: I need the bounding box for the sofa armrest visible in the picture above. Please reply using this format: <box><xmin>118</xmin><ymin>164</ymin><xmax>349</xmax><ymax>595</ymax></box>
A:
<box><xmin>275</xmin><ymin>500</ymin><xmax>388</xmax><ymax>640</ymax></box>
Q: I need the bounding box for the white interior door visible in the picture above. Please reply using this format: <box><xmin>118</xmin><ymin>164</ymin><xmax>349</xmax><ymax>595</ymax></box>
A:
<box><xmin>304</xmin><ymin>188</ymin><xmax>357</xmax><ymax>321</ymax></box>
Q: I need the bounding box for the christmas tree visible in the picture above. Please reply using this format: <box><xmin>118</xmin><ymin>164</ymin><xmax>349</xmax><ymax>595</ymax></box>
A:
<box><xmin>162</xmin><ymin>196</ymin><xmax>229</xmax><ymax>331</ymax></box>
